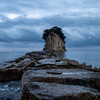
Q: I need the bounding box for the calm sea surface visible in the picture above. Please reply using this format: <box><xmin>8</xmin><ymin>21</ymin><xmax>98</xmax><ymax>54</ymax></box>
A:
<box><xmin>65</xmin><ymin>47</ymin><xmax>100</xmax><ymax>68</ymax></box>
<box><xmin>0</xmin><ymin>46</ymin><xmax>100</xmax><ymax>68</ymax></box>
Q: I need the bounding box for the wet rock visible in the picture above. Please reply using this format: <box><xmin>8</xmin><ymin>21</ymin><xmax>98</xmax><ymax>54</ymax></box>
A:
<box><xmin>21</xmin><ymin>82</ymin><xmax>100</xmax><ymax>100</ymax></box>
<box><xmin>0</xmin><ymin>51</ymin><xmax>100</xmax><ymax>100</ymax></box>
<box><xmin>2</xmin><ymin>58</ymin><xmax>35</xmax><ymax>69</ymax></box>
<box><xmin>21</xmin><ymin>69</ymin><xmax>100</xmax><ymax>91</ymax></box>
<box><xmin>94</xmin><ymin>67</ymin><xmax>100</xmax><ymax>72</ymax></box>
<box><xmin>1</xmin><ymin>51</ymin><xmax>94</xmax><ymax>71</ymax></box>
<box><xmin>36</xmin><ymin>58</ymin><xmax>93</xmax><ymax>70</ymax></box>
<box><xmin>0</xmin><ymin>68</ymin><xmax>23</xmax><ymax>82</ymax></box>
<box><xmin>0</xmin><ymin>51</ymin><xmax>99</xmax><ymax>83</ymax></box>
<box><xmin>37</xmin><ymin>58</ymin><xmax>79</xmax><ymax>66</ymax></box>
<box><xmin>0</xmin><ymin>58</ymin><xmax>36</xmax><ymax>82</ymax></box>
<box><xmin>14</xmin><ymin>58</ymin><xmax>35</xmax><ymax>69</ymax></box>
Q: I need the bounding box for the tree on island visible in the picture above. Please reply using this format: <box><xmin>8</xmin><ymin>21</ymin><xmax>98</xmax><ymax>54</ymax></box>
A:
<box><xmin>42</xmin><ymin>26</ymin><xmax>66</xmax><ymax>43</ymax></box>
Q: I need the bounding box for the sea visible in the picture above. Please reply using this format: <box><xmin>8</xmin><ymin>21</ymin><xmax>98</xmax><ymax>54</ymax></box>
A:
<box><xmin>0</xmin><ymin>46</ymin><xmax>100</xmax><ymax>68</ymax></box>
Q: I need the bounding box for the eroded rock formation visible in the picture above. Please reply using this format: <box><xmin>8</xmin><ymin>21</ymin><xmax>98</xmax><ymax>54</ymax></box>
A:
<box><xmin>43</xmin><ymin>26</ymin><xmax>66</xmax><ymax>51</ymax></box>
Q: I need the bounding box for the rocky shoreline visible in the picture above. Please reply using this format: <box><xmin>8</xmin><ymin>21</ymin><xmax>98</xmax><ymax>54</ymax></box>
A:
<box><xmin>0</xmin><ymin>51</ymin><xmax>100</xmax><ymax>100</ymax></box>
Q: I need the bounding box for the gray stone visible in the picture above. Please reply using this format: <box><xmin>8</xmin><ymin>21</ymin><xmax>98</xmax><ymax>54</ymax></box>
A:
<box><xmin>22</xmin><ymin>69</ymin><xmax>100</xmax><ymax>91</ymax></box>
<box><xmin>21</xmin><ymin>82</ymin><xmax>100</xmax><ymax>100</ymax></box>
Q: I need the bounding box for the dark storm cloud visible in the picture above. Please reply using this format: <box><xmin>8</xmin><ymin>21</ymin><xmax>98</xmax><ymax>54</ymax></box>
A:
<box><xmin>14</xmin><ymin>29</ymin><xmax>42</xmax><ymax>42</ymax></box>
<box><xmin>0</xmin><ymin>0</ymin><xmax>100</xmax><ymax>46</ymax></box>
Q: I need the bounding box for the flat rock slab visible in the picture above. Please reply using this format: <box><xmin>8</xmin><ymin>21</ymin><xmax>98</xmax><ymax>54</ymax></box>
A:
<box><xmin>37</xmin><ymin>59</ymin><xmax>79</xmax><ymax>65</ymax></box>
<box><xmin>36</xmin><ymin>58</ymin><xmax>79</xmax><ymax>69</ymax></box>
<box><xmin>2</xmin><ymin>58</ymin><xmax>35</xmax><ymax>69</ymax></box>
<box><xmin>21</xmin><ymin>82</ymin><xmax>100</xmax><ymax>100</ymax></box>
<box><xmin>22</xmin><ymin>69</ymin><xmax>100</xmax><ymax>91</ymax></box>
<box><xmin>36</xmin><ymin>58</ymin><xmax>94</xmax><ymax>70</ymax></box>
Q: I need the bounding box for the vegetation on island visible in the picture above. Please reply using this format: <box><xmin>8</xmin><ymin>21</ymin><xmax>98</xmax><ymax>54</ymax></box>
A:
<box><xmin>42</xmin><ymin>26</ymin><xmax>66</xmax><ymax>42</ymax></box>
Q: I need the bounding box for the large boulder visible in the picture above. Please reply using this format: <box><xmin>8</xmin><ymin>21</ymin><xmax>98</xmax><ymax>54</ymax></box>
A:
<box><xmin>21</xmin><ymin>69</ymin><xmax>100</xmax><ymax>100</ymax></box>
<box><xmin>0</xmin><ymin>58</ymin><xmax>35</xmax><ymax>82</ymax></box>
<box><xmin>21</xmin><ymin>69</ymin><xmax>100</xmax><ymax>91</ymax></box>
<box><xmin>21</xmin><ymin>82</ymin><xmax>100</xmax><ymax>100</ymax></box>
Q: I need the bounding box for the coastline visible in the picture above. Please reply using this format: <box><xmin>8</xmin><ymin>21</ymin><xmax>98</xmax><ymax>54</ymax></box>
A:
<box><xmin>0</xmin><ymin>46</ymin><xmax>100</xmax><ymax>68</ymax></box>
<box><xmin>0</xmin><ymin>51</ymin><xmax>100</xmax><ymax>100</ymax></box>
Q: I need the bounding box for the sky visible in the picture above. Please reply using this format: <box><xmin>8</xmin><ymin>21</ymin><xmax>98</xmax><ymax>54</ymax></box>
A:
<box><xmin>0</xmin><ymin>0</ymin><xmax>100</xmax><ymax>48</ymax></box>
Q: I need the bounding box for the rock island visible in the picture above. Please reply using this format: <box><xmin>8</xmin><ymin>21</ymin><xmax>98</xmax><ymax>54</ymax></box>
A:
<box><xmin>0</xmin><ymin>26</ymin><xmax>100</xmax><ymax>100</ymax></box>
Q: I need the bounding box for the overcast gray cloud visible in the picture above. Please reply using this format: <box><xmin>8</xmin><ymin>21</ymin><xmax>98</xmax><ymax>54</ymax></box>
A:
<box><xmin>0</xmin><ymin>0</ymin><xmax>100</xmax><ymax>47</ymax></box>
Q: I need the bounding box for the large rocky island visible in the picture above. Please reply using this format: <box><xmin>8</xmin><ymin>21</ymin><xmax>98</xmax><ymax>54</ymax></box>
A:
<box><xmin>43</xmin><ymin>26</ymin><xmax>66</xmax><ymax>51</ymax></box>
<box><xmin>0</xmin><ymin>27</ymin><xmax>100</xmax><ymax>100</ymax></box>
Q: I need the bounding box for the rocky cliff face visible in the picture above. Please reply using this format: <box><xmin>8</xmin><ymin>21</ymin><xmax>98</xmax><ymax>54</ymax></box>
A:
<box><xmin>43</xmin><ymin>32</ymin><xmax>66</xmax><ymax>51</ymax></box>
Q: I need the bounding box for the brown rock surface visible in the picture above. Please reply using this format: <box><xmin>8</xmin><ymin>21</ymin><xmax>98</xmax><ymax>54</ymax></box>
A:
<box><xmin>0</xmin><ymin>68</ymin><xmax>23</xmax><ymax>82</ymax></box>
<box><xmin>0</xmin><ymin>58</ymin><xmax>35</xmax><ymax>82</ymax></box>
<box><xmin>0</xmin><ymin>51</ymin><xmax>100</xmax><ymax>100</ymax></box>
<box><xmin>21</xmin><ymin>69</ymin><xmax>100</xmax><ymax>91</ymax></box>
<box><xmin>44</xmin><ymin>32</ymin><xmax>66</xmax><ymax>51</ymax></box>
<box><xmin>21</xmin><ymin>82</ymin><xmax>100</xmax><ymax>100</ymax></box>
<box><xmin>0</xmin><ymin>51</ymin><xmax>99</xmax><ymax>82</ymax></box>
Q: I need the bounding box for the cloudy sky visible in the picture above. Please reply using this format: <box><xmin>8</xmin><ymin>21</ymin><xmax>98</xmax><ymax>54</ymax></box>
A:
<box><xmin>0</xmin><ymin>0</ymin><xmax>100</xmax><ymax>48</ymax></box>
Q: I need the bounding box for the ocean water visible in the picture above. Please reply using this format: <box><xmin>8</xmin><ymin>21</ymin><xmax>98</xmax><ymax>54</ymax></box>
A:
<box><xmin>0</xmin><ymin>51</ymin><xmax>27</xmax><ymax>66</ymax></box>
<box><xmin>65</xmin><ymin>46</ymin><xmax>100</xmax><ymax>68</ymax></box>
<box><xmin>0</xmin><ymin>46</ymin><xmax>100</xmax><ymax>68</ymax></box>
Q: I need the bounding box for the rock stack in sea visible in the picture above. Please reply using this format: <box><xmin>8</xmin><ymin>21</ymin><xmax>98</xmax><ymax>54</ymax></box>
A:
<box><xmin>43</xmin><ymin>26</ymin><xmax>66</xmax><ymax>51</ymax></box>
<box><xmin>0</xmin><ymin>27</ymin><xmax>100</xmax><ymax>100</ymax></box>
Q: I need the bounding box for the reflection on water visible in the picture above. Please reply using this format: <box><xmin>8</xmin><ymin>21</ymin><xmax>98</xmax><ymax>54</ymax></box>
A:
<box><xmin>46</xmin><ymin>51</ymin><xmax>66</xmax><ymax>58</ymax></box>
